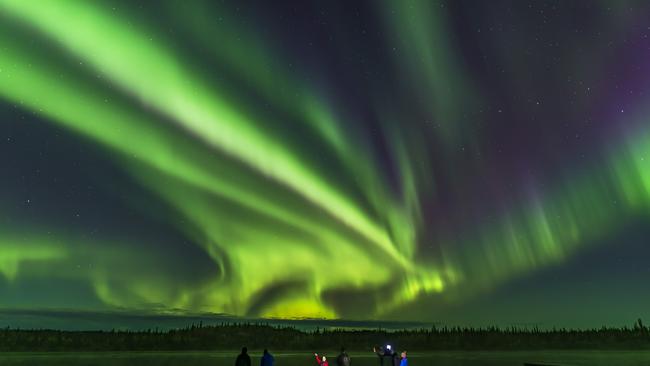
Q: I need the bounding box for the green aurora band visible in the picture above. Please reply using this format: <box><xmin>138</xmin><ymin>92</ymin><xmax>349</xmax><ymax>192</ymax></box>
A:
<box><xmin>0</xmin><ymin>0</ymin><xmax>648</xmax><ymax>319</ymax></box>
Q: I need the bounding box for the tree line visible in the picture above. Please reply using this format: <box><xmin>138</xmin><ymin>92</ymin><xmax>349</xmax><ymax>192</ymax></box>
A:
<box><xmin>1</xmin><ymin>319</ymin><xmax>650</xmax><ymax>351</ymax></box>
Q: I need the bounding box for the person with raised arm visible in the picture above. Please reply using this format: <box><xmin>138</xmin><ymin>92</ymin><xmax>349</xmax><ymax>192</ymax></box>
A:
<box><xmin>315</xmin><ymin>353</ymin><xmax>329</xmax><ymax>366</ymax></box>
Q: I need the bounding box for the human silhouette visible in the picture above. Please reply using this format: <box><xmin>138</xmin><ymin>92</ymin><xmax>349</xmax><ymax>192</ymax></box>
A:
<box><xmin>372</xmin><ymin>346</ymin><xmax>384</xmax><ymax>366</ymax></box>
<box><xmin>314</xmin><ymin>353</ymin><xmax>329</xmax><ymax>366</ymax></box>
<box><xmin>236</xmin><ymin>347</ymin><xmax>251</xmax><ymax>366</ymax></box>
<box><xmin>336</xmin><ymin>347</ymin><xmax>351</xmax><ymax>366</ymax></box>
<box><xmin>373</xmin><ymin>345</ymin><xmax>396</xmax><ymax>366</ymax></box>
<box><xmin>261</xmin><ymin>349</ymin><xmax>275</xmax><ymax>366</ymax></box>
<box><xmin>388</xmin><ymin>347</ymin><xmax>398</xmax><ymax>366</ymax></box>
<box><xmin>399</xmin><ymin>351</ymin><xmax>407</xmax><ymax>366</ymax></box>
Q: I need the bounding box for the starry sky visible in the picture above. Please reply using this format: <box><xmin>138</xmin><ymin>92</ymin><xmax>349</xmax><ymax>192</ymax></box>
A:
<box><xmin>1</xmin><ymin>0</ymin><xmax>650</xmax><ymax>328</ymax></box>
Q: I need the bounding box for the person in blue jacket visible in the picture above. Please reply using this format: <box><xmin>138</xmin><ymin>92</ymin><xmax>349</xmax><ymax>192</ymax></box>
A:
<box><xmin>261</xmin><ymin>349</ymin><xmax>275</xmax><ymax>366</ymax></box>
<box><xmin>399</xmin><ymin>351</ymin><xmax>407</xmax><ymax>366</ymax></box>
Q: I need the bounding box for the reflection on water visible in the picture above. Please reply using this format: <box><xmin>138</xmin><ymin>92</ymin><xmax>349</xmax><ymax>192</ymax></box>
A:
<box><xmin>1</xmin><ymin>351</ymin><xmax>650</xmax><ymax>366</ymax></box>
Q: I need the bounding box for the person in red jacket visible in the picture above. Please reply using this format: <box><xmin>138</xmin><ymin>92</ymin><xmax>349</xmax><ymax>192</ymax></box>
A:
<box><xmin>314</xmin><ymin>353</ymin><xmax>329</xmax><ymax>366</ymax></box>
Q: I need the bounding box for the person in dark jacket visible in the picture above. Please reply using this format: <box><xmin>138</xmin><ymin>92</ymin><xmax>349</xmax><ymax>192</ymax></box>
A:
<box><xmin>373</xmin><ymin>345</ymin><xmax>395</xmax><ymax>366</ymax></box>
<box><xmin>336</xmin><ymin>347</ymin><xmax>351</xmax><ymax>366</ymax></box>
<box><xmin>373</xmin><ymin>346</ymin><xmax>383</xmax><ymax>366</ymax></box>
<box><xmin>387</xmin><ymin>347</ymin><xmax>398</xmax><ymax>366</ymax></box>
<box><xmin>261</xmin><ymin>349</ymin><xmax>275</xmax><ymax>366</ymax></box>
<box><xmin>236</xmin><ymin>347</ymin><xmax>251</xmax><ymax>366</ymax></box>
<box><xmin>373</xmin><ymin>346</ymin><xmax>381</xmax><ymax>366</ymax></box>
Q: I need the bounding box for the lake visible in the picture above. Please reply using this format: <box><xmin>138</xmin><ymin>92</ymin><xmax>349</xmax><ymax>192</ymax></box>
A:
<box><xmin>1</xmin><ymin>351</ymin><xmax>650</xmax><ymax>366</ymax></box>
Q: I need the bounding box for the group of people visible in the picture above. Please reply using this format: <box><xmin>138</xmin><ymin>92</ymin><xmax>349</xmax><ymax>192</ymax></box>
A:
<box><xmin>235</xmin><ymin>347</ymin><xmax>275</xmax><ymax>366</ymax></box>
<box><xmin>314</xmin><ymin>347</ymin><xmax>351</xmax><ymax>366</ymax></box>
<box><xmin>316</xmin><ymin>345</ymin><xmax>407</xmax><ymax>366</ymax></box>
<box><xmin>234</xmin><ymin>345</ymin><xmax>407</xmax><ymax>366</ymax></box>
<box><xmin>373</xmin><ymin>345</ymin><xmax>407</xmax><ymax>366</ymax></box>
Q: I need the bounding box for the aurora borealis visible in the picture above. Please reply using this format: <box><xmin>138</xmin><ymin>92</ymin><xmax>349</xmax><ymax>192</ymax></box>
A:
<box><xmin>1</xmin><ymin>0</ymin><xmax>650</xmax><ymax>327</ymax></box>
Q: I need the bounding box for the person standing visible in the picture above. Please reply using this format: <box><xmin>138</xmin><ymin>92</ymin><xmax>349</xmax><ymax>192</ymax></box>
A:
<box><xmin>373</xmin><ymin>345</ymin><xmax>395</xmax><ymax>366</ymax></box>
<box><xmin>388</xmin><ymin>347</ymin><xmax>398</xmax><ymax>366</ymax></box>
<box><xmin>236</xmin><ymin>347</ymin><xmax>251</xmax><ymax>366</ymax></box>
<box><xmin>336</xmin><ymin>347</ymin><xmax>351</xmax><ymax>366</ymax></box>
<box><xmin>261</xmin><ymin>349</ymin><xmax>274</xmax><ymax>366</ymax></box>
<box><xmin>373</xmin><ymin>346</ymin><xmax>384</xmax><ymax>366</ymax></box>
<box><xmin>399</xmin><ymin>351</ymin><xmax>407</xmax><ymax>366</ymax></box>
<box><xmin>315</xmin><ymin>353</ymin><xmax>329</xmax><ymax>366</ymax></box>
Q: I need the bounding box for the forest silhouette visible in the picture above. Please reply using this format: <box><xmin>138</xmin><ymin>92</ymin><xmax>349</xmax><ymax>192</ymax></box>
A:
<box><xmin>1</xmin><ymin>319</ymin><xmax>650</xmax><ymax>351</ymax></box>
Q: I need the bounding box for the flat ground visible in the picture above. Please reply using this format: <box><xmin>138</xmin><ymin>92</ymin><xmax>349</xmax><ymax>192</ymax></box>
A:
<box><xmin>1</xmin><ymin>351</ymin><xmax>650</xmax><ymax>366</ymax></box>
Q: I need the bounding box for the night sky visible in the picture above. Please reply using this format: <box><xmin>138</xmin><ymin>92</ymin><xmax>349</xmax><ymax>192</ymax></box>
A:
<box><xmin>1</xmin><ymin>0</ymin><xmax>650</xmax><ymax>328</ymax></box>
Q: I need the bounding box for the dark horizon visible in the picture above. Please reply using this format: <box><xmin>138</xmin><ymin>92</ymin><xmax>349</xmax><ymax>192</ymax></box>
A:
<box><xmin>3</xmin><ymin>320</ymin><xmax>650</xmax><ymax>352</ymax></box>
<box><xmin>1</xmin><ymin>308</ymin><xmax>646</xmax><ymax>333</ymax></box>
<box><xmin>0</xmin><ymin>308</ymin><xmax>432</xmax><ymax>332</ymax></box>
